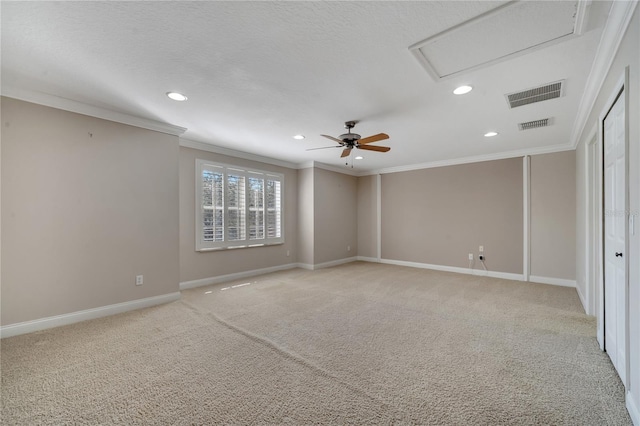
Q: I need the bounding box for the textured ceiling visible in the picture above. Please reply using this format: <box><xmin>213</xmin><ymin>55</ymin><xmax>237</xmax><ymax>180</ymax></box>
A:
<box><xmin>1</xmin><ymin>1</ymin><xmax>612</xmax><ymax>172</ymax></box>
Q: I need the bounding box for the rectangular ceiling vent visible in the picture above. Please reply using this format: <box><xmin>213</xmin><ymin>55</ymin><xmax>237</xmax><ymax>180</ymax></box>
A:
<box><xmin>518</xmin><ymin>118</ymin><xmax>552</xmax><ymax>131</ymax></box>
<box><xmin>506</xmin><ymin>80</ymin><xmax>564</xmax><ymax>109</ymax></box>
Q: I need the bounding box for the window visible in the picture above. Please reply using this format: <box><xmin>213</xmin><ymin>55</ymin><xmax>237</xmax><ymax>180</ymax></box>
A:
<box><xmin>196</xmin><ymin>159</ymin><xmax>284</xmax><ymax>250</ymax></box>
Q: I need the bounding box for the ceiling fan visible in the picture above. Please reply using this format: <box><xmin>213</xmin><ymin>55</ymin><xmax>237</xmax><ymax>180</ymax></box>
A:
<box><xmin>307</xmin><ymin>121</ymin><xmax>391</xmax><ymax>158</ymax></box>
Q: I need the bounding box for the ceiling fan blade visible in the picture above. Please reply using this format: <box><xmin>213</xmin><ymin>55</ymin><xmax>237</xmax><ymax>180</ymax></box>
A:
<box><xmin>321</xmin><ymin>134</ymin><xmax>345</xmax><ymax>144</ymax></box>
<box><xmin>306</xmin><ymin>145</ymin><xmax>342</xmax><ymax>151</ymax></box>
<box><xmin>341</xmin><ymin>148</ymin><xmax>352</xmax><ymax>158</ymax></box>
<box><xmin>358</xmin><ymin>133</ymin><xmax>389</xmax><ymax>145</ymax></box>
<box><xmin>357</xmin><ymin>145</ymin><xmax>390</xmax><ymax>153</ymax></box>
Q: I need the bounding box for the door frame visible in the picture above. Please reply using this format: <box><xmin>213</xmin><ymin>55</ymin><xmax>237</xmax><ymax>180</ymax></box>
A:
<box><xmin>594</xmin><ymin>68</ymin><xmax>630</xmax><ymax>388</ymax></box>
<box><xmin>584</xmin><ymin>125</ymin><xmax>598</xmax><ymax>317</ymax></box>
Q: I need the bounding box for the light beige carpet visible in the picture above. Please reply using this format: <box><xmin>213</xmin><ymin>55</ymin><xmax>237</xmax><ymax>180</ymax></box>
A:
<box><xmin>1</xmin><ymin>262</ymin><xmax>631</xmax><ymax>425</ymax></box>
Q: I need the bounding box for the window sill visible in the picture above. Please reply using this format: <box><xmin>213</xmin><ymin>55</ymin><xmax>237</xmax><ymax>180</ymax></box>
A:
<box><xmin>197</xmin><ymin>242</ymin><xmax>284</xmax><ymax>252</ymax></box>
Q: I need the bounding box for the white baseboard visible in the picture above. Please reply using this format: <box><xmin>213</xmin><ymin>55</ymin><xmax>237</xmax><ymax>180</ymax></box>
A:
<box><xmin>0</xmin><ymin>292</ymin><xmax>181</xmax><ymax>339</ymax></box>
<box><xmin>296</xmin><ymin>262</ymin><xmax>314</xmax><ymax>270</ymax></box>
<box><xmin>529</xmin><ymin>275</ymin><xmax>577</xmax><ymax>288</ymax></box>
<box><xmin>377</xmin><ymin>258</ymin><xmax>525</xmax><ymax>281</ymax></box>
<box><xmin>312</xmin><ymin>256</ymin><xmax>358</xmax><ymax>270</ymax></box>
<box><xmin>628</xmin><ymin>391</ymin><xmax>640</xmax><ymax>426</ymax></box>
<box><xmin>335</xmin><ymin>258</ymin><xmax>577</xmax><ymax>289</ymax></box>
<box><xmin>575</xmin><ymin>281</ymin><xmax>588</xmax><ymax>313</ymax></box>
<box><xmin>356</xmin><ymin>256</ymin><xmax>379</xmax><ymax>263</ymax></box>
<box><xmin>180</xmin><ymin>263</ymin><xmax>299</xmax><ymax>290</ymax></box>
<box><xmin>295</xmin><ymin>257</ymin><xmax>359</xmax><ymax>271</ymax></box>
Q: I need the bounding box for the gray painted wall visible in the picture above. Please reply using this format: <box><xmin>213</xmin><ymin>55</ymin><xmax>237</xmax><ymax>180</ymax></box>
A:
<box><xmin>313</xmin><ymin>168</ymin><xmax>358</xmax><ymax>265</ymax></box>
<box><xmin>1</xmin><ymin>98</ymin><xmax>180</xmax><ymax>325</ymax></box>
<box><xmin>530</xmin><ymin>151</ymin><xmax>576</xmax><ymax>280</ymax></box>
<box><xmin>297</xmin><ymin>168</ymin><xmax>314</xmax><ymax>266</ymax></box>
<box><xmin>381</xmin><ymin>158</ymin><xmax>524</xmax><ymax>274</ymax></box>
<box><xmin>179</xmin><ymin>146</ymin><xmax>298</xmax><ymax>283</ymax></box>
<box><xmin>357</xmin><ymin>175</ymin><xmax>377</xmax><ymax>259</ymax></box>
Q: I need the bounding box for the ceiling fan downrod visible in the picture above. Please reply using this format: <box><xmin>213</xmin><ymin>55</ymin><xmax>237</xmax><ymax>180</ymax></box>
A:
<box><xmin>340</xmin><ymin>121</ymin><xmax>361</xmax><ymax>143</ymax></box>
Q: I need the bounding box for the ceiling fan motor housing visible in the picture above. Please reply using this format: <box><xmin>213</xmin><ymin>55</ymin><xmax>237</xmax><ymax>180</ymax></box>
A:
<box><xmin>340</xmin><ymin>120</ymin><xmax>361</xmax><ymax>145</ymax></box>
<box><xmin>340</xmin><ymin>133</ymin><xmax>361</xmax><ymax>143</ymax></box>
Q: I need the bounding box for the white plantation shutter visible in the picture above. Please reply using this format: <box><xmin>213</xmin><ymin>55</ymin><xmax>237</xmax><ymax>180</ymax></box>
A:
<box><xmin>196</xmin><ymin>159</ymin><xmax>284</xmax><ymax>250</ymax></box>
<box><xmin>226</xmin><ymin>172</ymin><xmax>246</xmax><ymax>242</ymax></box>
<box><xmin>266</xmin><ymin>178</ymin><xmax>281</xmax><ymax>239</ymax></box>
<box><xmin>248</xmin><ymin>175</ymin><xmax>265</xmax><ymax>240</ymax></box>
<box><xmin>201</xmin><ymin>167</ymin><xmax>224</xmax><ymax>243</ymax></box>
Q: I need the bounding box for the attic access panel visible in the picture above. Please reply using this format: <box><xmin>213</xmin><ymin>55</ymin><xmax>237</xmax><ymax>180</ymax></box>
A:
<box><xmin>409</xmin><ymin>1</ymin><xmax>587</xmax><ymax>81</ymax></box>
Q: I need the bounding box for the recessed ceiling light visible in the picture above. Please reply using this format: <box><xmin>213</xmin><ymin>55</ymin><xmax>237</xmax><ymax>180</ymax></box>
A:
<box><xmin>166</xmin><ymin>92</ymin><xmax>188</xmax><ymax>101</ymax></box>
<box><xmin>355</xmin><ymin>156</ymin><xmax>364</xmax><ymax>160</ymax></box>
<box><xmin>453</xmin><ymin>85</ymin><xmax>473</xmax><ymax>95</ymax></box>
<box><xmin>293</xmin><ymin>134</ymin><xmax>305</xmax><ymax>140</ymax></box>
<box><xmin>484</xmin><ymin>131</ymin><xmax>499</xmax><ymax>137</ymax></box>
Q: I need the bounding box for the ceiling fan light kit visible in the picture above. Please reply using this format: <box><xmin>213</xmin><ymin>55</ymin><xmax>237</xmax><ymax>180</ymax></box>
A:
<box><xmin>308</xmin><ymin>121</ymin><xmax>391</xmax><ymax>159</ymax></box>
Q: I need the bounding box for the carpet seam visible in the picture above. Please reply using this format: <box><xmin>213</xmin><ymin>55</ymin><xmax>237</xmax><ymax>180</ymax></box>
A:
<box><xmin>181</xmin><ymin>299</ymin><xmax>411</xmax><ymax>423</ymax></box>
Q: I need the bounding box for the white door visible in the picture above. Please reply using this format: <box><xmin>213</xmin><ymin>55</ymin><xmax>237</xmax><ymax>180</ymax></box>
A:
<box><xmin>603</xmin><ymin>89</ymin><xmax>626</xmax><ymax>381</ymax></box>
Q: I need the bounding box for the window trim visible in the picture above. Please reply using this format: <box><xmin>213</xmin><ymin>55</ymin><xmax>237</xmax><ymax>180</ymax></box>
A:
<box><xmin>195</xmin><ymin>159</ymin><xmax>284</xmax><ymax>251</ymax></box>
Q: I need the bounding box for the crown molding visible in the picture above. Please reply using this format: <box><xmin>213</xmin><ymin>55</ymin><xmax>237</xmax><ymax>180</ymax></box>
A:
<box><xmin>363</xmin><ymin>143</ymin><xmax>575</xmax><ymax>176</ymax></box>
<box><xmin>173</xmin><ymin>138</ymin><xmax>366</xmax><ymax>177</ymax></box>
<box><xmin>311</xmin><ymin>161</ymin><xmax>361</xmax><ymax>176</ymax></box>
<box><xmin>1</xmin><ymin>87</ymin><xmax>187</xmax><ymax>136</ymax></box>
<box><xmin>570</xmin><ymin>0</ymin><xmax>638</xmax><ymax>148</ymax></box>
<box><xmin>297</xmin><ymin>160</ymin><xmax>361</xmax><ymax>176</ymax></box>
<box><xmin>298</xmin><ymin>161</ymin><xmax>315</xmax><ymax>170</ymax></box>
<box><xmin>179</xmin><ymin>138</ymin><xmax>299</xmax><ymax>170</ymax></box>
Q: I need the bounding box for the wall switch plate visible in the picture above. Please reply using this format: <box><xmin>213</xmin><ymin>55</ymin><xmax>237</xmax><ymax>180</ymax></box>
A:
<box><xmin>468</xmin><ymin>253</ymin><xmax>473</xmax><ymax>260</ymax></box>
<box><xmin>479</xmin><ymin>245</ymin><xmax>484</xmax><ymax>252</ymax></box>
<box><xmin>136</xmin><ymin>275</ymin><xmax>143</xmax><ymax>286</ymax></box>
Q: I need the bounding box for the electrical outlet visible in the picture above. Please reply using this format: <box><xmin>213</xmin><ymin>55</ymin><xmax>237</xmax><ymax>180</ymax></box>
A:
<box><xmin>286</xmin><ymin>250</ymin><xmax>290</xmax><ymax>257</ymax></box>
<box><xmin>479</xmin><ymin>245</ymin><xmax>484</xmax><ymax>252</ymax></box>
<box><xmin>347</xmin><ymin>245</ymin><xmax>351</xmax><ymax>251</ymax></box>
<box><xmin>136</xmin><ymin>275</ymin><xmax>143</xmax><ymax>286</ymax></box>
<box><xmin>468</xmin><ymin>253</ymin><xmax>473</xmax><ymax>261</ymax></box>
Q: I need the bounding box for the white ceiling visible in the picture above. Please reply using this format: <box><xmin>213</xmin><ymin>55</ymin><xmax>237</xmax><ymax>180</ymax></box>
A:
<box><xmin>1</xmin><ymin>1</ymin><xmax>613</xmax><ymax>173</ymax></box>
